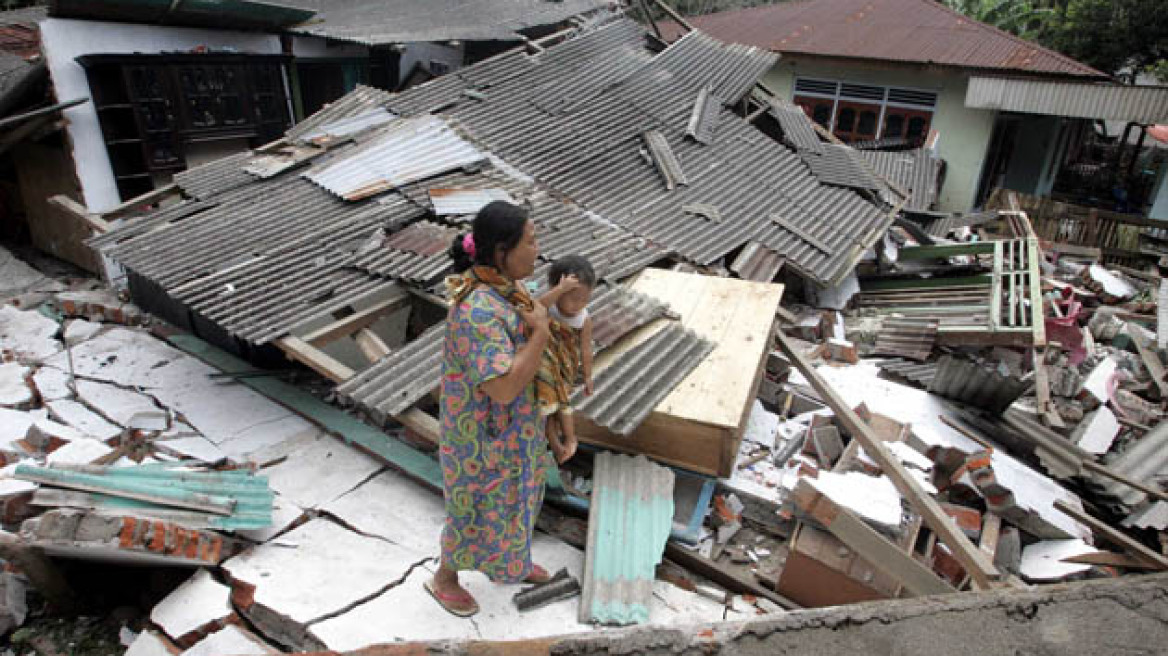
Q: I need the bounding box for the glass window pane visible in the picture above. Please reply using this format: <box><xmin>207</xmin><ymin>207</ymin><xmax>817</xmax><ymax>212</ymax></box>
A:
<box><xmin>837</xmin><ymin>107</ymin><xmax>856</xmax><ymax>132</ymax></box>
<box><xmin>883</xmin><ymin>114</ymin><xmax>905</xmax><ymax>138</ymax></box>
<box><xmin>858</xmin><ymin>110</ymin><xmax>877</xmax><ymax>136</ymax></box>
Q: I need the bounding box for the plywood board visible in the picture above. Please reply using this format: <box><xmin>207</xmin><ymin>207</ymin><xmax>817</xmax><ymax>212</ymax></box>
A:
<box><xmin>580</xmin><ymin>269</ymin><xmax>783</xmax><ymax>476</ymax></box>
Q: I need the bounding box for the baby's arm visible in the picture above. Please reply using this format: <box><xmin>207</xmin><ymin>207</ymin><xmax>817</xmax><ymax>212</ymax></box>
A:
<box><xmin>538</xmin><ymin>274</ymin><xmax>579</xmax><ymax>307</ymax></box>
<box><xmin>581</xmin><ymin>317</ymin><xmax>594</xmax><ymax>395</ymax></box>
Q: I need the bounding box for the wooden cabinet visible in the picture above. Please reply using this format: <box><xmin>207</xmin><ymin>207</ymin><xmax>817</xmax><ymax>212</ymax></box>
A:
<box><xmin>79</xmin><ymin>53</ymin><xmax>292</xmax><ymax>201</ymax></box>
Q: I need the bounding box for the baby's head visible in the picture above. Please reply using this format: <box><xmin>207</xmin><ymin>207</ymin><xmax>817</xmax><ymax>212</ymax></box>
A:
<box><xmin>548</xmin><ymin>255</ymin><xmax>596</xmax><ymax>318</ymax></box>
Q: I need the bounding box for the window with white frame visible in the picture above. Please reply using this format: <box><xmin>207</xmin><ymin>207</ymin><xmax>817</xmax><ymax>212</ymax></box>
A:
<box><xmin>792</xmin><ymin>77</ymin><xmax>938</xmax><ymax>145</ymax></box>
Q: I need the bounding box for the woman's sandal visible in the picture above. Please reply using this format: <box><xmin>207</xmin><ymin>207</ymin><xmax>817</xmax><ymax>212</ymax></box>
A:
<box><xmin>523</xmin><ymin>564</ymin><xmax>552</xmax><ymax>584</ymax></box>
<box><xmin>424</xmin><ymin>579</ymin><xmax>479</xmax><ymax>617</ymax></box>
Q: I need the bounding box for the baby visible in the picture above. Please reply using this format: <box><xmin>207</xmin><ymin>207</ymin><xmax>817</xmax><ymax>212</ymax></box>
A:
<box><xmin>536</xmin><ymin>255</ymin><xmax>595</xmax><ymax>464</ymax></box>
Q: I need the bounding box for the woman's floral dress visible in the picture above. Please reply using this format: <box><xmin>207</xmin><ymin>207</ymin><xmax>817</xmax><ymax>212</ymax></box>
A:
<box><xmin>438</xmin><ymin>286</ymin><xmax>548</xmax><ymax>583</ymax></box>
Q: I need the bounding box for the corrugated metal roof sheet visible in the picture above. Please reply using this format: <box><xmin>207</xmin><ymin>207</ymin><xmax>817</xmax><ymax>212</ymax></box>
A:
<box><xmin>351</xmin><ymin>220</ymin><xmax>457</xmax><ymax>285</ymax></box>
<box><xmin>685</xmin><ymin>86</ymin><xmax>720</xmax><ymax>145</ymax></box>
<box><xmin>271</xmin><ymin>0</ymin><xmax>608</xmax><ymax>46</ymax></box>
<box><xmin>876</xmin><ymin>357</ymin><xmax>937</xmax><ymax>388</ymax></box>
<box><xmin>336</xmin><ymin>322</ymin><xmax>444</xmax><ymax>422</ymax></box>
<box><xmin>395</xmin><ymin>165</ymin><xmax>531</xmax><ymax>219</ymax></box>
<box><xmin>926</xmin><ymin>355</ymin><xmax>1028</xmax><ymax>414</ymax></box>
<box><xmin>580</xmin><ymin>451</ymin><xmax>674</xmax><ymax>626</ymax></box>
<box><xmin>572</xmin><ymin>322</ymin><xmax>714</xmax><ymax>436</ymax></box>
<box><xmin>966</xmin><ymin>76</ymin><xmax>1168</xmax><ymax>123</ymax></box>
<box><xmin>173</xmin><ymin>151</ymin><xmax>255</xmax><ymax>199</ymax></box>
<box><xmin>857</xmin><ymin>148</ymin><xmax>943</xmax><ymax>211</ymax></box>
<box><xmin>872</xmin><ymin>317</ymin><xmax>938</xmax><ymax>361</ymax></box>
<box><xmin>429</xmin><ymin>188</ymin><xmax>514</xmax><ymax>216</ymax></box>
<box><xmin>287</xmin><ymin>85</ymin><xmax>395</xmax><ymax>144</ymax></box>
<box><xmin>767</xmin><ymin>98</ymin><xmax>824</xmax><ymax>153</ymax></box>
<box><xmin>800</xmin><ymin>144</ymin><xmax>885</xmax><ymax>192</ymax></box>
<box><xmin>662</xmin><ymin>0</ymin><xmax>1105</xmax><ymax>78</ymax></box>
<box><xmin>304</xmin><ymin>115</ymin><xmax>487</xmax><ymax>201</ymax></box>
<box><xmin>1085</xmin><ymin>421</ymin><xmax>1168</xmax><ymax>512</ymax></box>
<box><xmin>298</xmin><ymin>107</ymin><xmax>396</xmax><ymax>144</ymax></box>
<box><xmin>337</xmin><ymin>283</ymin><xmax>669</xmax><ymax>420</ymax></box>
<box><xmin>730</xmin><ymin>241</ymin><xmax>784</xmax><ymax>282</ymax></box>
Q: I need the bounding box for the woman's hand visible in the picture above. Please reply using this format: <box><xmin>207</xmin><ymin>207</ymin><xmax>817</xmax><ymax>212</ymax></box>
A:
<box><xmin>518</xmin><ymin>302</ymin><xmax>550</xmax><ymax>336</ymax></box>
<box><xmin>555</xmin><ymin>274</ymin><xmax>581</xmax><ymax>296</ymax></box>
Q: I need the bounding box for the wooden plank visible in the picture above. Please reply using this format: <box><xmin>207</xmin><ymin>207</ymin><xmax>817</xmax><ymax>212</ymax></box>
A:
<box><xmin>48</xmin><ymin>194</ymin><xmax>110</xmax><ymax>234</ymax></box>
<box><xmin>790</xmin><ymin>480</ymin><xmax>955</xmax><ymax>597</ymax></box>
<box><xmin>989</xmin><ymin>241</ymin><xmax>1003</xmax><ymax>330</ymax></box>
<box><xmin>1026</xmin><ymin>236</ymin><xmax>1047</xmax><ymax>347</ymax></box>
<box><xmin>1032</xmin><ymin>347</ymin><xmax>1065</xmax><ymax>429</ymax></box>
<box><xmin>979</xmin><ymin>512</ymin><xmax>1002</xmax><ymax>561</ymax></box>
<box><xmin>1081</xmin><ymin>460</ymin><xmax>1168</xmax><ymax>504</ymax></box>
<box><xmin>354</xmin><ymin>328</ymin><xmax>391</xmax><ymax>362</ymax></box>
<box><xmin>100</xmin><ymin>183</ymin><xmax>180</xmax><ymax>221</ymax></box>
<box><xmin>776</xmin><ymin>332</ymin><xmax>1003</xmax><ymax>590</ymax></box>
<box><xmin>393</xmin><ymin>407</ymin><xmax>439</xmax><ymax>446</ymax></box>
<box><xmin>274</xmin><ymin>336</ymin><xmax>354</xmax><ymax>383</ymax></box>
<box><xmin>1131</xmin><ymin>329</ymin><xmax>1168</xmax><ymax>398</ymax></box>
<box><xmin>663</xmin><ymin>541</ymin><xmax>801</xmax><ymax>610</ymax></box>
<box><xmin>300</xmin><ymin>287</ymin><xmax>410</xmax><ymax>346</ymax></box>
<box><xmin>1062</xmin><ymin>550</ymin><xmax>1162</xmax><ymax>570</ymax></box>
<box><xmin>1053</xmin><ymin>500</ymin><xmax>1168</xmax><ymax>571</ymax></box>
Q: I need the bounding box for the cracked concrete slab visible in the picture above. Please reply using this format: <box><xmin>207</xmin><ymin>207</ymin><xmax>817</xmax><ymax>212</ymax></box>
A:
<box><xmin>150</xmin><ymin>569</ymin><xmax>233</xmax><ymax>643</ymax></box>
<box><xmin>45</xmin><ymin>438</ymin><xmax>114</xmax><ymax>465</ymax></box>
<box><xmin>223</xmin><ymin>518</ymin><xmax>427</xmax><ymax>643</ymax></box>
<box><xmin>63</xmin><ymin>319</ymin><xmax>104</xmax><ymax>346</ymax></box>
<box><xmin>41</xmin><ymin>328</ymin><xmax>197</xmax><ymax>389</ymax></box>
<box><xmin>0</xmin><ymin>407</ymin><xmax>87</xmax><ymax>450</ymax></box>
<box><xmin>321</xmin><ymin>470</ymin><xmax>445</xmax><ymax>554</ymax></box>
<box><xmin>0</xmin><ymin>306</ymin><xmax>61</xmax><ymax>363</ymax></box>
<box><xmin>254</xmin><ymin>431</ymin><xmax>382</xmax><ymax>510</ymax></box>
<box><xmin>181</xmin><ymin>624</ymin><xmax>275</xmax><ymax>656</ymax></box>
<box><xmin>46</xmin><ymin>399</ymin><xmax>121</xmax><ymax>440</ymax></box>
<box><xmin>123</xmin><ymin>629</ymin><xmax>179</xmax><ymax>656</ymax></box>
<box><xmin>30</xmin><ymin>366</ymin><xmax>72</xmax><ymax>402</ymax></box>
<box><xmin>154</xmin><ymin>435</ymin><xmax>227</xmax><ymax>463</ymax></box>
<box><xmin>0</xmin><ymin>362</ymin><xmax>32</xmax><ymax>408</ymax></box>
<box><xmin>74</xmin><ymin>379</ymin><xmax>164</xmax><ymax>428</ymax></box>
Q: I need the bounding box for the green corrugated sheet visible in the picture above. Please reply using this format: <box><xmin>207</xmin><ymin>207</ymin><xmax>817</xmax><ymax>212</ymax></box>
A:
<box><xmin>16</xmin><ymin>463</ymin><xmax>273</xmax><ymax>531</ymax></box>
<box><xmin>579</xmin><ymin>452</ymin><xmax>675</xmax><ymax>626</ymax></box>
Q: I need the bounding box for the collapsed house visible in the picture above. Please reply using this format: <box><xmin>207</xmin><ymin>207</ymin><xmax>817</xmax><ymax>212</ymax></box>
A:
<box><xmin>0</xmin><ymin>6</ymin><xmax>1167</xmax><ymax>656</ymax></box>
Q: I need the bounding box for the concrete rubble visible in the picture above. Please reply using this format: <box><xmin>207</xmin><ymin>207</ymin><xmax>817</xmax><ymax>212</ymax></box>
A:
<box><xmin>0</xmin><ymin>11</ymin><xmax>1164</xmax><ymax>655</ymax></box>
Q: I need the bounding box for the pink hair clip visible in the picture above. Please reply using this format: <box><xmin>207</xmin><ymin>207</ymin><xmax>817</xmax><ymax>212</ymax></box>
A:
<box><xmin>462</xmin><ymin>234</ymin><xmax>476</xmax><ymax>258</ymax></box>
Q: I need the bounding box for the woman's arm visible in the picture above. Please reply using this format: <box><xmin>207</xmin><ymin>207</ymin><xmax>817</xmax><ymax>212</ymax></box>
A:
<box><xmin>480</xmin><ymin>303</ymin><xmax>549</xmax><ymax>405</ymax></box>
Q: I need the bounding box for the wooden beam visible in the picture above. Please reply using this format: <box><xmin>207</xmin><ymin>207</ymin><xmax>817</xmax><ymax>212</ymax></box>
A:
<box><xmin>979</xmin><ymin>512</ymin><xmax>1002</xmax><ymax>561</ymax></box>
<box><xmin>790</xmin><ymin>480</ymin><xmax>955</xmax><ymax>597</ymax></box>
<box><xmin>393</xmin><ymin>407</ymin><xmax>440</xmax><ymax>446</ymax></box>
<box><xmin>663</xmin><ymin>541</ymin><xmax>801</xmax><ymax>610</ymax></box>
<box><xmin>1082</xmin><ymin>460</ymin><xmax>1168</xmax><ymax>504</ymax></box>
<box><xmin>1053</xmin><ymin>500</ymin><xmax>1168</xmax><ymax>571</ymax></box>
<box><xmin>300</xmin><ymin>288</ymin><xmax>411</xmax><ymax>347</ymax></box>
<box><xmin>48</xmin><ymin>194</ymin><xmax>110</xmax><ymax>234</ymax></box>
<box><xmin>1062</xmin><ymin>550</ymin><xmax>1162</xmax><ymax>570</ymax></box>
<box><xmin>100</xmin><ymin>183</ymin><xmax>180</xmax><ymax>221</ymax></box>
<box><xmin>776</xmin><ymin>332</ymin><xmax>1003</xmax><ymax>590</ymax></box>
<box><xmin>354</xmin><ymin>328</ymin><xmax>391</xmax><ymax>362</ymax></box>
<box><xmin>1033</xmin><ymin>347</ymin><xmax>1065</xmax><ymax>429</ymax></box>
<box><xmin>652</xmin><ymin>0</ymin><xmax>694</xmax><ymax>32</ymax></box>
<box><xmin>274</xmin><ymin>336</ymin><xmax>354</xmax><ymax>383</ymax></box>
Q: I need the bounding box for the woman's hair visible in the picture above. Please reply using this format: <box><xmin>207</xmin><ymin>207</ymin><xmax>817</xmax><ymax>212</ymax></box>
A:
<box><xmin>448</xmin><ymin>201</ymin><xmax>530</xmax><ymax>273</ymax></box>
<box><xmin>548</xmin><ymin>255</ymin><xmax>597</xmax><ymax>288</ymax></box>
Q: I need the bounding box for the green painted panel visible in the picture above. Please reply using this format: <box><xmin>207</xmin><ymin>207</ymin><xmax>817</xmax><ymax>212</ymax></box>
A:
<box><xmin>166</xmin><ymin>334</ymin><xmax>442</xmax><ymax>489</ymax></box>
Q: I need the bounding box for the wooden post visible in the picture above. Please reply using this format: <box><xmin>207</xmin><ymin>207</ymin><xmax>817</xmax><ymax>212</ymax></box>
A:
<box><xmin>1053</xmin><ymin>500</ymin><xmax>1168</xmax><ymax>571</ymax></box>
<box><xmin>776</xmin><ymin>332</ymin><xmax>1003</xmax><ymax>589</ymax></box>
<box><xmin>790</xmin><ymin>480</ymin><xmax>955</xmax><ymax>597</ymax></box>
<box><xmin>652</xmin><ymin>0</ymin><xmax>695</xmax><ymax>32</ymax></box>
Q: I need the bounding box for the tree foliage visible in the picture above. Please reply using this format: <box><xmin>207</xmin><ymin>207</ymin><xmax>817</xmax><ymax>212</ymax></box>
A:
<box><xmin>942</xmin><ymin>0</ymin><xmax>1053</xmax><ymax>41</ymax></box>
<box><xmin>1037</xmin><ymin>0</ymin><xmax>1168</xmax><ymax>80</ymax></box>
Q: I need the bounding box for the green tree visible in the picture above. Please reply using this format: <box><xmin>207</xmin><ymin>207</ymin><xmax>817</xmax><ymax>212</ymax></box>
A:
<box><xmin>941</xmin><ymin>0</ymin><xmax>1053</xmax><ymax>41</ymax></box>
<box><xmin>1037</xmin><ymin>0</ymin><xmax>1168</xmax><ymax>80</ymax></box>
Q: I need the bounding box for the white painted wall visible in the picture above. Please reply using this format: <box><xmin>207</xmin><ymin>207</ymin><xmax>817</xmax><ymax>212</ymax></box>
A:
<box><xmin>40</xmin><ymin>18</ymin><xmax>282</xmax><ymax>213</ymax></box>
<box><xmin>290</xmin><ymin>35</ymin><xmax>368</xmax><ymax>59</ymax></box>
<box><xmin>399</xmin><ymin>41</ymin><xmax>464</xmax><ymax>81</ymax></box>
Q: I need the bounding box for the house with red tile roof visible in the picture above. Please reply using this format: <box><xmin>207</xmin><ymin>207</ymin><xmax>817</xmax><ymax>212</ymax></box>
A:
<box><xmin>662</xmin><ymin>0</ymin><xmax>1168</xmax><ymax>214</ymax></box>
